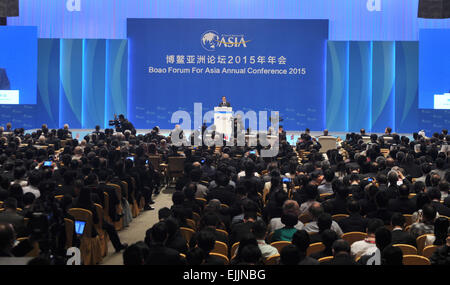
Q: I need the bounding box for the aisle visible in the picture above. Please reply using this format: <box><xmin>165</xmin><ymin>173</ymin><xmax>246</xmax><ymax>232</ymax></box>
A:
<box><xmin>100</xmin><ymin>186</ymin><xmax>175</xmax><ymax>265</ymax></box>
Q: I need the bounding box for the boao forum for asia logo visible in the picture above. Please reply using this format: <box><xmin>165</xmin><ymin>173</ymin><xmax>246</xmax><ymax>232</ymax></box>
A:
<box><xmin>201</xmin><ymin>30</ymin><xmax>251</xmax><ymax>51</ymax></box>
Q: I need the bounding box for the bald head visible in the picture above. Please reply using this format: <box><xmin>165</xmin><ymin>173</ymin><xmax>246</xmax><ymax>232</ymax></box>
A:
<box><xmin>308</xmin><ymin>202</ymin><xmax>323</xmax><ymax>220</ymax></box>
<box><xmin>282</xmin><ymin>200</ymin><xmax>300</xmax><ymax>217</ymax></box>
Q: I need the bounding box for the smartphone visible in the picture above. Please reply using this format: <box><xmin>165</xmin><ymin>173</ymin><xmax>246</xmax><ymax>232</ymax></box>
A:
<box><xmin>75</xmin><ymin>220</ymin><xmax>86</xmax><ymax>235</ymax></box>
<box><xmin>282</xmin><ymin>177</ymin><xmax>291</xmax><ymax>183</ymax></box>
<box><xmin>367</xmin><ymin>177</ymin><xmax>373</xmax><ymax>182</ymax></box>
<box><xmin>200</xmin><ymin>159</ymin><xmax>205</xmax><ymax>164</ymax></box>
<box><xmin>146</xmin><ymin>159</ymin><xmax>149</xmax><ymax>164</ymax></box>
<box><xmin>43</xmin><ymin>161</ymin><xmax>52</xmax><ymax>167</ymax></box>
<box><xmin>250</xmin><ymin>150</ymin><xmax>256</xmax><ymax>154</ymax></box>
<box><xmin>127</xmin><ymin>156</ymin><xmax>134</xmax><ymax>162</ymax></box>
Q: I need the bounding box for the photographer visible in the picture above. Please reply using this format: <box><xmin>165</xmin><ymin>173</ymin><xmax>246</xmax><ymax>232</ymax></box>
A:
<box><xmin>110</xmin><ymin>114</ymin><xmax>135</xmax><ymax>134</ymax></box>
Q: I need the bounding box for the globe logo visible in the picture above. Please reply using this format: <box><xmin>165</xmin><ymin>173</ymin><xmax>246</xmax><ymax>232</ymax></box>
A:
<box><xmin>201</xmin><ymin>31</ymin><xmax>220</xmax><ymax>51</ymax></box>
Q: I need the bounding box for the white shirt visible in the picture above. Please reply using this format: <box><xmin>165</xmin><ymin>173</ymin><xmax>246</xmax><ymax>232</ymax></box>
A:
<box><xmin>351</xmin><ymin>238</ymin><xmax>376</xmax><ymax>259</ymax></box>
<box><xmin>257</xmin><ymin>240</ymin><xmax>279</xmax><ymax>259</ymax></box>
<box><xmin>22</xmin><ymin>185</ymin><xmax>41</xmax><ymax>199</ymax></box>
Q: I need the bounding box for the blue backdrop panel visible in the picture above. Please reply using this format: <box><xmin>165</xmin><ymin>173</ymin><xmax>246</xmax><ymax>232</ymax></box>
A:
<box><xmin>59</xmin><ymin>39</ymin><xmax>83</xmax><ymax>129</ymax></box>
<box><xmin>348</xmin><ymin>41</ymin><xmax>372</xmax><ymax>132</ymax></box>
<box><xmin>8</xmin><ymin>0</ymin><xmax>450</xmax><ymax>40</ymax></box>
<box><xmin>82</xmin><ymin>39</ymin><xmax>106</xmax><ymax>128</ymax></box>
<box><xmin>395</xmin><ymin>42</ymin><xmax>419</xmax><ymax>133</ymax></box>
<box><xmin>127</xmin><ymin>19</ymin><xmax>328</xmax><ymax>130</ymax></box>
<box><xmin>418</xmin><ymin>29</ymin><xmax>450</xmax><ymax>109</ymax></box>
<box><xmin>326</xmin><ymin>41</ymin><xmax>349</xmax><ymax>132</ymax></box>
<box><xmin>105</xmin><ymin>40</ymin><xmax>128</xmax><ymax>128</ymax></box>
<box><xmin>371</xmin><ymin>41</ymin><xmax>395</xmax><ymax>132</ymax></box>
<box><xmin>37</xmin><ymin>39</ymin><xmax>60</xmax><ymax>129</ymax></box>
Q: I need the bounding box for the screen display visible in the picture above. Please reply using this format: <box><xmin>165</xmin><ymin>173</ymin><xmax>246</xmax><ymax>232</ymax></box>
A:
<box><xmin>419</xmin><ymin>29</ymin><xmax>450</xmax><ymax>109</ymax></box>
<box><xmin>75</xmin><ymin>220</ymin><xmax>86</xmax><ymax>235</ymax></box>
<box><xmin>43</xmin><ymin>161</ymin><xmax>52</xmax><ymax>167</ymax></box>
<box><xmin>0</xmin><ymin>27</ymin><xmax>38</xmax><ymax>104</ymax></box>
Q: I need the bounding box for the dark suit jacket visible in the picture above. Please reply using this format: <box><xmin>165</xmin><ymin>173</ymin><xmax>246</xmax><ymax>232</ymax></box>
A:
<box><xmin>391</xmin><ymin>229</ymin><xmax>417</xmax><ymax>247</ymax></box>
<box><xmin>322</xmin><ymin>253</ymin><xmax>358</xmax><ymax>265</ymax></box>
<box><xmin>230</xmin><ymin>221</ymin><xmax>254</xmax><ymax>246</ymax></box>
<box><xmin>0</xmin><ymin>68</ymin><xmax>10</xmax><ymax>90</ymax></box>
<box><xmin>0</xmin><ymin>211</ymin><xmax>26</xmax><ymax>237</ymax></box>
<box><xmin>329</xmin><ymin>196</ymin><xmax>349</xmax><ymax>215</ymax></box>
<box><xmin>145</xmin><ymin>244</ymin><xmax>185</xmax><ymax>265</ymax></box>
<box><xmin>206</xmin><ymin>186</ymin><xmax>236</xmax><ymax>206</ymax></box>
<box><xmin>432</xmin><ymin>201</ymin><xmax>450</xmax><ymax>217</ymax></box>
<box><xmin>219</xmin><ymin>101</ymin><xmax>231</xmax><ymax>107</ymax></box>
<box><xmin>388</xmin><ymin>197</ymin><xmax>416</xmax><ymax>214</ymax></box>
<box><xmin>337</xmin><ymin>213</ymin><xmax>369</xmax><ymax>233</ymax></box>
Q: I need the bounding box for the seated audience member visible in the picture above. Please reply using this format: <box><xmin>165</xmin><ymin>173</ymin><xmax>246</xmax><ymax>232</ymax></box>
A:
<box><xmin>310</xmin><ymin>213</ymin><xmax>333</xmax><ymax>244</ymax></box>
<box><xmin>291</xmin><ymin>230</ymin><xmax>320</xmax><ymax>265</ymax></box>
<box><xmin>123</xmin><ymin>241</ymin><xmax>150</xmax><ymax>265</ymax></box>
<box><xmin>322</xmin><ymin>239</ymin><xmax>357</xmax><ymax>265</ymax></box>
<box><xmin>272</xmin><ymin>214</ymin><xmax>299</xmax><ymax>242</ymax></box>
<box><xmin>231</xmin><ymin>233</ymin><xmax>260</xmax><ymax>265</ymax></box>
<box><xmin>164</xmin><ymin>217</ymin><xmax>188</xmax><ymax>254</ymax></box>
<box><xmin>299</xmin><ymin>183</ymin><xmax>319</xmax><ymax>214</ymax></box>
<box><xmin>351</xmin><ymin>218</ymin><xmax>384</xmax><ymax>260</ymax></box>
<box><xmin>390</xmin><ymin>212</ymin><xmax>417</xmax><ymax>247</ymax></box>
<box><xmin>425</xmin><ymin>217</ymin><xmax>449</xmax><ymax>247</ymax></box>
<box><xmin>304</xmin><ymin>202</ymin><xmax>343</xmax><ymax>236</ymax></box>
<box><xmin>428</xmin><ymin>188</ymin><xmax>450</xmax><ymax>217</ymax></box>
<box><xmin>21</xmin><ymin>171</ymin><xmax>41</xmax><ymax>199</ymax></box>
<box><xmin>187</xmin><ymin>230</ymin><xmax>225</xmax><ymax>265</ymax></box>
<box><xmin>430</xmin><ymin>227</ymin><xmax>450</xmax><ymax>265</ymax></box>
<box><xmin>251</xmin><ymin>219</ymin><xmax>278</xmax><ymax>259</ymax></box>
<box><xmin>328</xmin><ymin>183</ymin><xmax>351</xmax><ymax>215</ymax></box>
<box><xmin>337</xmin><ymin>199</ymin><xmax>369</xmax><ymax>233</ymax></box>
<box><xmin>268</xmin><ymin>200</ymin><xmax>304</xmax><ymax>232</ymax></box>
<box><xmin>388</xmin><ymin>184</ymin><xmax>416</xmax><ymax>214</ymax></box>
<box><xmin>358</xmin><ymin>227</ymin><xmax>392</xmax><ymax>265</ymax></box>
<box><xmin>367</xmin><ymin>191</ymin><xmax>394</xmax><ymax>225</ymax></box>
<box><xmin>230</xmin><ymin>211</ymin><xmax>257</xmax><ymax>246</ymax></box>
<box><xmin>409</xmin><ymin>204</ymin><xmax>437</xmax><ymax>239</ymax></box>
<box><xmin>189</xmin><ymin>212</ymin><xmax>229</xmax><ymax>248</ymax></box>
<box><xmin>145</xmin><ymin>222</ymin><xmax>184</xmax><ymax>265</ymax></box>
<box><xmin>318</xmin><ymin>169</ymin><xmax>334</xmax><ymax>195</ymax></box>
<box><xmin>0</xmin><ymin>223</ymin><xmax>33</xmax><ymax>257</ymax></box>
<box><xmin>0</xmin><ymin>198</ymin><xmax>26</xmax><ymax>238</ymax></box>
<box><xmin>279</xmin><ymin>244</ymin><xmax>302</xmax><ymax>265</ymax></box>
<box><xmin>310</xmin><ymin>229</ymin><xmax>339</xmax><ymax>260</ymax></box>
<box><xmin>381</xmin><ymin>245</ymin><xmax>403</xmax><ymax>265</ymax></box>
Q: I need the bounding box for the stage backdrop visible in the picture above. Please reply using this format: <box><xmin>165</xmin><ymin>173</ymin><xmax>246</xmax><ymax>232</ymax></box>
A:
<box><xmin>128</xmin><ymin>19</ymin><xmax>329</xmax><ymax>130</ymax></box>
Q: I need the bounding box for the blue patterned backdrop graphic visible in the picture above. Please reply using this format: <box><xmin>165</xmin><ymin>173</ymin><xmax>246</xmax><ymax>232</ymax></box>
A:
<box><xmin>0</xmin><ymin>38</ymin><xmax>447</xmax><ymax>135</ymax></box>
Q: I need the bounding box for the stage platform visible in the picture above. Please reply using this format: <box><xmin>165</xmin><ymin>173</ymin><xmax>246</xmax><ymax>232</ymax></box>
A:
<box><xmin>25</xmin><ymin>129</ymin><xmax>414</xmax><ymax>146</ymax></box>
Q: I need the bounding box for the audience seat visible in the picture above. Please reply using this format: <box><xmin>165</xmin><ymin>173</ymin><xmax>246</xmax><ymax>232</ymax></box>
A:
<box><xmin>270</xmin><ymin>241</ymin><xmax>291</xmax><ymax>254</ymax></box>
<box><xmin>332</xmin><ymin>214</ymin><xmax>349</xmax><ymax>222</ymax></box>
<box><xmin>209</xmin><ymin>252</ymin><xmax>229</xmax><ymax>265</ymax></box>
<box><xmin>68</xmin><ymin>208</ymin><xmax>102</xmax><ymax>265</ymax></box>
<box><xmin>393</xmin><ymin>244</ymin><xmax>418</xmax><ymax>255</ymax></box>
<box><xmin>318</xmin><ymin>256</ymin><xmax>333</xmax><ymax>264</ymax></box>
<box><xmin>64</xmin><ymin>218</ymin><xmax>74</xmax><ymax>249</ymax></box>
<box><xmin>264</xmin><ymin>254</ymin><xmax>280</xmax><ymax>265</ymax></box>
<box><xmin>306</xmin><ymin>242</ymin><xmax>325</xmax><ymax>256</ymax></box>
<box><xmin>231</xmin><ymin>242</ymin><xmax>239</xmax><ymax>259</ymax></box>
<box><xmin>180</xmin><ymin>227</ymin><xmax>195</xmax><ymax>243</ymax></box>
<box><xmin>403</xmin><ymin>214</ymin><xmax>413</xmax><ymax>226</ymax></box>
<box><xmin>342</xmin><ymin>232</ymin><xmax>367</xmax><ymax>246</ymax></box>
<box><xmin>416</xmin><ymin>234</ymin><xmax>435</xmax><ymax>255</ymax></box>
<box><xmin>422</xmin><ymin>245</ymin><xmax>439</xmax><ymax>259</ymax></box>
<box><xmin>402</xmin><ymin>255</ymin><xmax>431</xmax><ymax>265</ymax></box>
<box><xmin>94</xmin><ymin>203</ymin><xmax>109</xmax><ymax>257</ymax></box>
<box><xmin>212</xmin><ymin>241</ymin><xmax>228</xmax><ymax>257</ymax></box>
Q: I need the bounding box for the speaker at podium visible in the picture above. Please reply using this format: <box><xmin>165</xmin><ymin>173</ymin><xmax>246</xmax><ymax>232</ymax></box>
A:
<box><xmin>214</xmin><ymin>107</ymin><xmax>233</xmax><ymax>140</ymax></box>
<box><xmin>418</xmin><ymin>0</ymin><xmax>450</xmax><ymax>19</ymax></box>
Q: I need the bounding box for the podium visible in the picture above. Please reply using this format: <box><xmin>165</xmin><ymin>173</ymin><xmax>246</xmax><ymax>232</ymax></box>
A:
<box><xmin>214</xmin><ymin>107</ymin><xmax>233</xmax><ymax>140</ymax></box>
